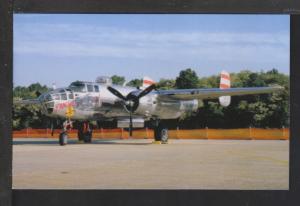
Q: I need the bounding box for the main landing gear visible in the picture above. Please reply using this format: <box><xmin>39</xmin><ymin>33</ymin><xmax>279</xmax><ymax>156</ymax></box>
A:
<box><xmin>152</xmin><ymin>119</ymin><xmax>169</xmax><ymax>144</ymax></box>
<box><xmin>77</xmin><ymin>121</ymin><xmax>93</xmax><ymax>143</ymax></box>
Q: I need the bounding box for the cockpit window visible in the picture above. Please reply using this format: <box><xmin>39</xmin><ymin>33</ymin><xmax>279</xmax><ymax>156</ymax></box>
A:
<box><xmin>94</xmin><ymin>85</ymin><xmax>99</xmax><ymax>92</ymax></box>
<box><xmin>45</xmin><ymin>94</ymin><xmax>52</xmax><ymax>102</ymax></box>
<box><xmin>61</xmin><ymin>93</ymin><xmax>67</xmax><ymax>100</ymax></box>
<box><xmin>87</xmin><ymin>84</ymin><xmax>93</xmax><ymax>92</ymax></box>
<box><xmin>69</xmin><ymin>82</ymin><xmax>87</xmax><ymax>92</ymax></box>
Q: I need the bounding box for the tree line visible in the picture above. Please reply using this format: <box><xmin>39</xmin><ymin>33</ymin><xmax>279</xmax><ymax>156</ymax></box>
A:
<box><xmin>13</xmin><ymin>68</ymin><xmax>289</xmax><ymax>130</ymax></box>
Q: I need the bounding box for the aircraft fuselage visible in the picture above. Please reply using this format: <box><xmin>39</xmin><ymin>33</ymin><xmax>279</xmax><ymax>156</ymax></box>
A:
<box><xmin>39</xmin><ymin>82</ymin><xmax>198</xmax><ymax>121</ymax></box>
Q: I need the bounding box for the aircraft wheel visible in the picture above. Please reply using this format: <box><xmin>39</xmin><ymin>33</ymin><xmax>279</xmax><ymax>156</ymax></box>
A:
<box><xmin>153</xmin><ymin>120</ymin><xmax>168</xmax><ymax>143</ymax></box>
<box><xmin>59</xmin><ymin>132</ymin><xmax>68</xmax><ymax>146</ymax></box>
<box><xmin>83</xmin><ymin>131</ymin><xmax>92</xmax><ymax>143</ymax></box>
<box><xmin>154</xmin><ymin>127</ymin><xmax>161</xmax><ymax>141</ymax></box>
<box><xmin>161</xmin><ymin>128</ymin><xmax>168</xmax><ymax>144</ymax></box>
<box><xmin>77</xmin><ymin>125</ymin><xmax>84</xmax><ymax>141</ymax></box>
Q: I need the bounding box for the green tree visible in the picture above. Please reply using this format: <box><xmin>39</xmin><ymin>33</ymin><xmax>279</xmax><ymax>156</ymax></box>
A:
<box><xmin>13</xmin><ymin>83</ymin><xmax>48</xmax><ymax>99</ymax></box>
<box><xmin>13</xmin><ymin>83</ymin><xmax>50</xmax><ymax>130</ymax></box>
<box><xmin>111</xmin><ymin>75</ymin><xmax>125</xmax><ymax>85</ymax></box>
<box><xmin>175</xmin><ymin>68</ymin><xmax>199</xmax><ymax>89</ymax></box>
<box><xmin>126</xmin><ymin>79</ymin><xmax>142</xmax><ymax>88</ymax></box>
<box><xmin>198</xmin><ymin>75</ymin><xmax>219</xmax><ymax>88</ymax></box>
<box><xmin>176</xmin><ymin>69</ymin><xmax>289</xmax><ymax>128</ymax></box>
<box><xmin>156</xmin><ymin>78</ymin><xmax>175</xmax><ymax>90</ymax></box>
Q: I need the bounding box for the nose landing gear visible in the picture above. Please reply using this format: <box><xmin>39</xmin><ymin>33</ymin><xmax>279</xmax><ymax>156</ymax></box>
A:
<box><xmin>59</xmin><ymin>120</ymin><xmax>93</xmax><ymax>145</ymax></box>
<box><xmin>59</xmin><ymin>119</ymin><xmax>73</xmax><ymax>146</ymax></box>
<box><xmin>59</xmin><ymin>131</ymin><xmax>68</xmax><ymax>146</ymax></box>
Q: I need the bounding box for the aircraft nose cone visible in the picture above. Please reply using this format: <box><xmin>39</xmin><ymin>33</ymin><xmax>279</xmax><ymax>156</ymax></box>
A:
<box><xmin>39</xmin><ymin>93</ymin><xmax>55</xmax><ymax>114</ymax></box>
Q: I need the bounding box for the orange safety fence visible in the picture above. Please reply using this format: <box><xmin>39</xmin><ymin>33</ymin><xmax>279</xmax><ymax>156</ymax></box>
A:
<box><xmin>12</xmin><ymin>128</ymin><xmax>289</xmax><ymax>140</ymax></box>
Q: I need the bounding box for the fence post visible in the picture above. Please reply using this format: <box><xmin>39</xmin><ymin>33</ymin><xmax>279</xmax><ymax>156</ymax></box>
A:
<box><xmin>282</xmin><ymin>126</ymin><xmax>285</xmax><ymax>140</ymax></box>
<box><xmin>101</xmin><ymin>128</ymin><xmax>103</xmax><ymax>139</ymax></box>
<box><xmin>121</xmin><ymin>128</ymin><xmax>124</xmax><ymax>139</ymax></box>
<box><xmin>249</xmin><ymin>126</ymin><xmax>252</xmax><ymax>140</ymax></box>
<box><xmin>26</xmin><ymin>127</ymin><xmax>28</xmax><ymax>138</ymax></box>
<box><xmin>46</xmin><ymin>128</ymin><xmax>48</xmax><ymax>138</ymax></box>
<box><xmin>176</xmin><ymin>126</ymin><xmax>179</xmax><ymax>139</ymax></box>
<box><xmin>205</xmin><ymin>127</ymin><xmax>208</xmax><ymax>139</ymax></box>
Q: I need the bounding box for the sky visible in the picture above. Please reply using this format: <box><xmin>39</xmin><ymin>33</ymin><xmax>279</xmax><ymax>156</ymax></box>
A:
<box><xmin>14</xmin><ymin>14</ymin><xmax>290</xmax><ymax>87</ymax></box>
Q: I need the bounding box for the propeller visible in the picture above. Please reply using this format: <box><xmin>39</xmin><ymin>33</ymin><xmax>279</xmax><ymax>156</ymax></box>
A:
<box><xmin>107</xmin><ymin>84</ymin><xmax>156</xmax><ymax>137</ymax></box>
<box><xmin>107</xmin><ymin>87</ymin><xmax>127</xmax><ymax>101</ymax></box>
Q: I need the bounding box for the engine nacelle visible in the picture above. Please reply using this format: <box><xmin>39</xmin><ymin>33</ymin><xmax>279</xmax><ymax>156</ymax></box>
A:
<box><xmin>180</xmin><ymin>99</ymin><xmax>198</xmax><ymax>111</ymax></box>
<box><xmin>152</xmin><ymin>99</ymin><xmax>198</xmax><ymax>119</ymax></box>
<box><xmin>219</xmin><ymin>96</ymin><xmax>231</xmax><ymax>107</ymax></box>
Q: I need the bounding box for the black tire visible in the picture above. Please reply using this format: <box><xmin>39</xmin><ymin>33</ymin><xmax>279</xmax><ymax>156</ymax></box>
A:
<box><xmin>154</xmin><ymin>127</ymin><xmax>161</xmax><ymax>141</ymax></box>
<box><xmin>59</xmin><ymin>132</ymin><xmax>68</xmax><ymax>146</ymax></box>
<box><xmin>153</xmin><ymin>120</ymin><xmax>168</xmax><ymax>143</ymax></box>
<box><xmin>83</xmin><ymin>131</ymin><xmax>92</xmax><ymax>143</ymax></box>
<box><xmin>77</xmin><ymin>126</ymin><xmax>84</xmax><ymax>141</ymax></box>
<box><xmin>161</xmin><ymin>128</ymin><xmax>168</xmax><ymax>144</ymax></box>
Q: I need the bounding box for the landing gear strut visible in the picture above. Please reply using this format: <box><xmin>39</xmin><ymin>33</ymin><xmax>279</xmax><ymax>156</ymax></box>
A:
<box><xmin>78</xmin><ymin>121</ymin><xmax>93</xmax><ymax>143</ymax></box>
<box><xmin>59</xmin><ymin>131</ymin><xmax>68</xmax><ymax>146</ymax></box>
<box><xmin>152</xmin><ymin>119</ymin><xmax>169</xmax><ymax>144</ymax></box>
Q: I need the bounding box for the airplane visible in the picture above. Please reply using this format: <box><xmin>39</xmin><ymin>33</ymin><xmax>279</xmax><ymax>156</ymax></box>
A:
<box><xmin>16</xmin><ymin>71</ymin><xmax>284</xmax><ymax>145</ymax></box>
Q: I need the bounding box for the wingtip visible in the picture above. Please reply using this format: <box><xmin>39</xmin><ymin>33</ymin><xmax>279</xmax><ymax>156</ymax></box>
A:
<box><xmin>270</xmin><ymin>84</ymin><xmax>284</xmax><ymax>89</ymax></box>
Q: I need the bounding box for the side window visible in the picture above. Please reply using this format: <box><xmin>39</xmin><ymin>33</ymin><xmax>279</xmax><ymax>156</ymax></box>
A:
<box><xmin>61</xmin><ymin>93</ymin><xmax>67</xmax><ymax>100</ymax></box>
<box><xmin>68</xmin><ymin>93</ymin><xmax>74</xmax><ymax>99</ymax></box>
<box><xmin>53</xmin><ymin>94</ymin><xmax>60</xmax><ymax>100</ymax></box>
<box><xmin>87</xmin><ymin>84</ymin><xmax>93</xmax><ymax>92</ymax></box>
<box><xmin>94</xmin><ymin>85</ymin><xmax>99</xmax><ymax>92</ymax></box>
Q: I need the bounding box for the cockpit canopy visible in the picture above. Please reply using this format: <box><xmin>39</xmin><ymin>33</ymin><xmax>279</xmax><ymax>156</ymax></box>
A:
<box><xmin>40</xmin><ymin>88</ymin><xmax>74</xmax><ymax>103</ymax></box>
<box><xmin>69</xmin><ymin>81</ymin><xmax>87</xmax><ymax>92</ymax></box>
<box><xmin>69</xmin><ymin>81</ymin><xmax>100</xmax><ymax>93</ymax></box>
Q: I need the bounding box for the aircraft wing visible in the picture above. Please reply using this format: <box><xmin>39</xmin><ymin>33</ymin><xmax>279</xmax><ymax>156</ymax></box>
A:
<box><xmin>155</xmin><ymin>86</ymin><xmax>283</xmax><ymax>101</ymax></box>
<box><xmin>13</xmin><ymin>99</ymin><xmax>40</xmax><ymax>105</ymax></box>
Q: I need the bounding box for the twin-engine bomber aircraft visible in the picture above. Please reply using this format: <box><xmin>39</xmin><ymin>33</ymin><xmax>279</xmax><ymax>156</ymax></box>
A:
<box><xmin>16</xmin><ymin>71</ymin><xmax>283</xmax><ymax>145</ymax></box>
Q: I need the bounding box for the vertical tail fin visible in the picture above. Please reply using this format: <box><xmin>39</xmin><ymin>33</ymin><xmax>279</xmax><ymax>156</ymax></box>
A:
<box><xmin>219</xmin><ymin>70</ymin><xmax>231</xmax><ymax>107</ymax></box>
<box><xmin>220</xmin><ymin>70</ymin><xmax>230</xmax><ymax>89</ymax></box>
<box><xmin>142</xmin><ymin>76</ymin><xmax>155</xmax><ymax>89</ymax></box>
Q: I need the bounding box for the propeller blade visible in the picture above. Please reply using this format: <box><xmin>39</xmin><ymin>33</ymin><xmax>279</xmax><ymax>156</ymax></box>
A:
<box><xmin>137</xmin><ymin>84</ymin><xmax>156</xmax><ymax>99</ymax></box>
<box><xmin>107</xmin><ymin>86</ymin><xmax>127</xmax><ymax>101</ymax></box>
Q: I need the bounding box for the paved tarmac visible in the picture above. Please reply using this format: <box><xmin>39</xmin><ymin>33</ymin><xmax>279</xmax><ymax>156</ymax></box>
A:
<box><xmin>13</xmin><ymin>138</ymin><xmax>289</xmax><ymax>189</ymax></box>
